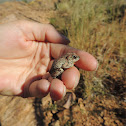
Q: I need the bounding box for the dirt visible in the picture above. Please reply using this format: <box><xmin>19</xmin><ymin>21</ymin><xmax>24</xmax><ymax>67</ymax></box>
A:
<box><xmin>0</xmin><ymin>1</ymin><xmax>57</xmax><ymax>24</ymax></box>
<box><xmin>0</xmin><ymin>0</ymin><xmax>125</xmax><ymax>126</ymax></box>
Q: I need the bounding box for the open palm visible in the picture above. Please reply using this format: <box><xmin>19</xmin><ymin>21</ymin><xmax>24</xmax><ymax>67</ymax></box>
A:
<box><xmin>0</xmin><ymin>20</ymin><xmax>97</xmax><ymax>100</ymax></box>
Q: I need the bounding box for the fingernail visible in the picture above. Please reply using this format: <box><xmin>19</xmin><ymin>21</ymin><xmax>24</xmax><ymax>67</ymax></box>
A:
<box><xmin>73</xmin><ymin>77</ymin><xmax>79</xmax><ymax>89</ymax></box>
<box><xmin>61</xmin><ymin>35</ymin><xmax>70</xmax><ymax>43</ymax></box>
<box><xmin>63</xmin><ymin>85</ymin><xmax>66</xmax><ymax>97</ymax></box>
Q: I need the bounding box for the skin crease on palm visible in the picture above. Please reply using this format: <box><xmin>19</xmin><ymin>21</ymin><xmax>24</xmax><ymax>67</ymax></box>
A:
<box><xmin>0</xmin><ymin>20</ymin><xmax>98</xmax><ymax>101</ymax></box>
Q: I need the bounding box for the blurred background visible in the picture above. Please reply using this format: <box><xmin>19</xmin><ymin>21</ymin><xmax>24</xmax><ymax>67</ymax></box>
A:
<box><xmin>0</xmin><ymin>0</ymin><xmax>33</xmax><ymax>3</ymax></box>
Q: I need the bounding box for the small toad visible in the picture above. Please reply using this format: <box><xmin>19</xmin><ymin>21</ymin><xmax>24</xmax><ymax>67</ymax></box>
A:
<box><xmin>50</xmin><ymin>52</ymin><xmax>80</xmax><ymax>78</ymax></box>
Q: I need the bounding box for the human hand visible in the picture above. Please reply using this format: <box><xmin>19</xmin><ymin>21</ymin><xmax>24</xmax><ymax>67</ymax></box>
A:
<box><xmin>0</xmin><ymin>20</ymin><xmax>98</xmax><ymax>100</ymax></box>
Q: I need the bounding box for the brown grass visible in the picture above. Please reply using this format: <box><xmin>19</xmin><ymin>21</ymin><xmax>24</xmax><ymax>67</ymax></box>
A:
<box><xmin>49</xmin><ymin>0</ymin><xmax>126</xmax><ymax>125</ymax></box>
<box><xmin>50</xmin><ymin>0</ymin><xmax>126</xmax><ymax>99</ymax></box>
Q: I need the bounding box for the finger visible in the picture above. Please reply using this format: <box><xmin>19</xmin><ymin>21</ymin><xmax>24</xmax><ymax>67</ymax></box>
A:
<box><xmin>19</xmin><ymin>20</ymin><xmax>70</xmax><ymax>44</ymax></box>
<box><xmin>75</xmin><ymin>51</ymin><xmax>98</xmax><ymax>71</ymax></box>
<box><xmin>29</xmin><ymin>79</ymin><xmax>50</xmax><ymax>98</ymax></box>
<box><xmin>50</xmin><ymin>79</ymin><xmax>66</xmax><ymax>101</ymax></box>
<box><xmin>51</xmin><ymin>43</ymin><xmax>98</xmax><ymax>71</ymax></box>
<box><xmin>61</xmin><ymin>66</ymin><xmax>80</xmax><ymax>89</ymax></box>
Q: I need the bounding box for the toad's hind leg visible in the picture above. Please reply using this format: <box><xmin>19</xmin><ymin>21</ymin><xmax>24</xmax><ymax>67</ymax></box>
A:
<box><xmin>52</xmin><ymin>68</ymin><xmax>64</xmax><ymax>78</ymax></box>
<box><xmin>56</xmin><ymin>68</ymin><xmax>64</xmax><ymax>77</ymax></box>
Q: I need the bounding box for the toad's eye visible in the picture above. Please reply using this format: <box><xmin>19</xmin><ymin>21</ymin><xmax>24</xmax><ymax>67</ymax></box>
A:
<box><xmin>73</xmin><ymin>55</ymin><xmax>77</xmax><ymax>59</ymax></box>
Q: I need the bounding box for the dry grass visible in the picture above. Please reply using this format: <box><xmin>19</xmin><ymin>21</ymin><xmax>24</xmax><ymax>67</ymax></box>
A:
<box><xmin>50</xmin><ymin>0</ymin><xmax>126</xmax><ymax>100</ymax></box>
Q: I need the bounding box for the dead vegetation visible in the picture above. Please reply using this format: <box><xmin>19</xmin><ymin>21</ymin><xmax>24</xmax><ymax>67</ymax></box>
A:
<box><xmin>49</xmin><ymin>0</ymin><xmax>126</xmax><ymax>125</ymax></box>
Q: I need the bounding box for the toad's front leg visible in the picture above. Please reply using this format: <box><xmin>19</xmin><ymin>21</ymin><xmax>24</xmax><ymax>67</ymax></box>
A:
<box><xmin>51</xmin><ymin>68</ymin><xmax>64</xmax><ymax>79</ymax></box>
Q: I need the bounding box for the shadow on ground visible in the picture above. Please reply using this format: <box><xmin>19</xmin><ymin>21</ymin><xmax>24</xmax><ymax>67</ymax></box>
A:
<box><xmin>33</xmin><ymin>98</ymin><xmax>45</xmax><ymax>126</ymax></box>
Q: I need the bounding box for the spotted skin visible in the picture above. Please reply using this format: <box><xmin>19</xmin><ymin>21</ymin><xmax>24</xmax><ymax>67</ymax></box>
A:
<box><xmin>50</xmin><ymin>53</ymin><xmax>80</xmax><ymax>78</ymax></box>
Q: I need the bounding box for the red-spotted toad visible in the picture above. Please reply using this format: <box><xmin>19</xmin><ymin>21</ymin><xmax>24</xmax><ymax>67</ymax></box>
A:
<box><xmin>50</xmin><ymin>52</ymin><xmax>80</xmax><ymax>78</ymax></box>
